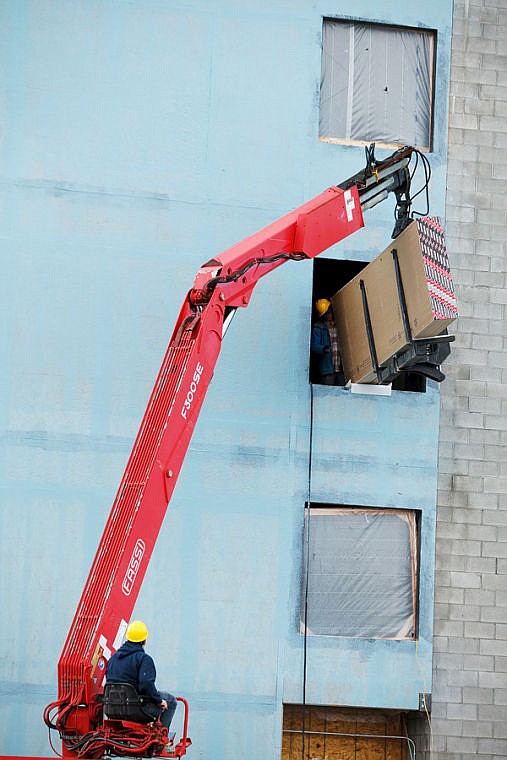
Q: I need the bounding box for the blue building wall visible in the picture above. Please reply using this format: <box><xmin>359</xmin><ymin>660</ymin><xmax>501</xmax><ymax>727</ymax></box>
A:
<box><xmin>0</xmin><ymin>2</ymin><xmax>453</xmax><ymax>757</ymax></box>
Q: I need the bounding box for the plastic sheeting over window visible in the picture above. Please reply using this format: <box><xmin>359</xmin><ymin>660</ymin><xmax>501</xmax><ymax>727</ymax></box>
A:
<box><xmin>301</xmin><ymin>507</ymin><xmax>418</xmax><ymax>639</ymax></box>
<box><xmin>319</xmin><ymin>19</ymin><xmax>435</xmax><ymax>150</ymax></box>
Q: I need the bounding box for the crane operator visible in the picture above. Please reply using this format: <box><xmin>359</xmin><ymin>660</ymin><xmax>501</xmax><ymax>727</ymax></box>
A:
<box><xmin>106</xmin><ymin>620</ymin><xmax>177</xmax><ymax>732</ymax></box>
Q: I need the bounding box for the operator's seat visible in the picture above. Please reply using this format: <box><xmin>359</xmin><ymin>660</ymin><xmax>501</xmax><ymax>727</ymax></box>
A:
<box><xmin>102</xmin><ymin>682</ymin><xmax>156</xmax><ymax>724</ymax></box>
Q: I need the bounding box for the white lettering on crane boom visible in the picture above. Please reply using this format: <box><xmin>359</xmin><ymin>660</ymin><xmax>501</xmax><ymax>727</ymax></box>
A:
<box><xmin>122</xmin><ymin>539</ymin><xmax>145</xmax><ymax>596</ymax></box>
<box><xmin>344</xmin><ymin>189</ymin><xmax>355</xmax><ymax>222</ymax></box>
<box><xmin>181</xmin><ymin>362</ymin><xmax>204</xmax><ymax>420</ymax></box>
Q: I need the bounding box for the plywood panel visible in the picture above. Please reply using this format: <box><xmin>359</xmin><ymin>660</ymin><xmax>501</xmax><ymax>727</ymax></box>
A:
<box><xmin>356</xmin><ymin>712</ymin><xmax>385</xmax><ymax>760</ymax></box>
<box><xmin>325</xmin><ymin>710</ymin><xmax>357</xmax><ymax>760</ymax></box>
<box><xmin>281</xmin><ymin>705</ymin><xmax>409</xmax><ymax>760</ymax></box>
<box><xmin>386</xmin><ymin>714</ymin><xmax>406</xmax><ymax>760</ymax></box>
<box><xmin>308</xmin><ymin>707</ymin><xmax>328</xmax><ymax>759</ymax></box>
<box><xmin>281</xmin><ymin>704</ymin><xmax>298</xmax><ymax>760</ymax></box>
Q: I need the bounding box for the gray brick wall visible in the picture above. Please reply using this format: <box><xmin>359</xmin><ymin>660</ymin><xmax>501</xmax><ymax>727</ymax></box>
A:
<box><xmin>425</xmin><ymin>0</ymin><xmax>507</xmax><ymax>757</ymax></box>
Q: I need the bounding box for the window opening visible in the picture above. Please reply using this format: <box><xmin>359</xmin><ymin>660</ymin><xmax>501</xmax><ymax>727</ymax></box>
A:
<box><xmin>310</xmin><ymin>258</ymin><xmax>426</xmax><ymax>392</ymax></box>
<box><xmin>319</xmin><ymin>18</ymin><xmax>436</xmax><ymax>151</ymax></box>
<box><xmin>310</xmin><ymin>258</ymin><xmax>365</xmax><ymax>387</ymax></box>
<box><xmin>391</xmin><ymin>372</ymin><xmax>426</xmax><ymax>393</ymax></box>
<box><xmin>282</xmin><ymin>704</ymin><xmax>412</xmax><ymax>760</ymax></box>
<box><xmin>300</xmin><ymin>505</ymin><xmax>419</xmax><ymax>639</ymax></box>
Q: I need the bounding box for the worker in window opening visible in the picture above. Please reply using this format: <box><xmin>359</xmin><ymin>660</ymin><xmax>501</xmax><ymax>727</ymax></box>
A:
<box><xmin>311</xmin><ymin>298</ymin><xmax>345</xmax><ymax>385</ymax></box>
<box><xmin>106</xmin><ymin>620</ymin><xmax>177</xmax><ymax>732</ymax></box>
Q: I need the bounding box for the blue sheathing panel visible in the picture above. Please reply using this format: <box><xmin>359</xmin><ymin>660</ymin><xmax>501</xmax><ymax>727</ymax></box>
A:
<box><xmin>284</xmin><ymin>384</ymin><xmax>439</xmax><ymax>708</ymax></box>
<box><xmin>0</xmin><ymin>1</ymin><xmax>452</xmax><ymax>757</ymax></box>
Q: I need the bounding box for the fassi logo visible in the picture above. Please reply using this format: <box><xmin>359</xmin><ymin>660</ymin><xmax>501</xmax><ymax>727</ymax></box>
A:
<box><xmin>122</xmin><ymin>539</ymin><xmax>146</xmax><ymax>596</ymax></box>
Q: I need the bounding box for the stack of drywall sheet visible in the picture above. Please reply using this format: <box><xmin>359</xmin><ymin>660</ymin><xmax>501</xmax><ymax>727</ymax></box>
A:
<box><xmin>331</xmin><ymin>217</ymin><xmax>458</xmax><ymax>384</ymax></box>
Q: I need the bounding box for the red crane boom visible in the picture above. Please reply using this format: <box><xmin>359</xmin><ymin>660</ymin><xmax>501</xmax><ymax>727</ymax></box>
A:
<box><xmin>38</xmin><ymin>145</ymin><xmax>416</xmax><ymax>759</ymax></box>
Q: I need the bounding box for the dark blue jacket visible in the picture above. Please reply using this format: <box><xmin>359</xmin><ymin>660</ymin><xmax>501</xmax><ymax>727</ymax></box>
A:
<box><xmin>311</xmin><ymin>321</ymin><xmax>333</xmax><ymax>377</ymax></box>
<box><xmin>106</xmin><ymin>640</ymin><xmax>161</xmax><ymax>703</ymax></box>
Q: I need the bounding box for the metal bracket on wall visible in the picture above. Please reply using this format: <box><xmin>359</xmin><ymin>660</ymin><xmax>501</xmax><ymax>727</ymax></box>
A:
<box><xmin>419</xmin><ymin>692</ymin><xmax>432</xmax><ymax>713</ymax></box>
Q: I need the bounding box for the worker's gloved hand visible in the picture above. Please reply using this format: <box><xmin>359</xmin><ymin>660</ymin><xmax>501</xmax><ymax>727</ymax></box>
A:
<box><xmin>160</xmin><ymin>699</ymin><xmax>168</xmax><ymax>711</ymax></box>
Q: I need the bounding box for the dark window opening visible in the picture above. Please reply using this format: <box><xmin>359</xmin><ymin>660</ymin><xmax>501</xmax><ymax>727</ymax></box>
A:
<box><xmin>391</xmin><ymin>372</ymin><xmax>426</xmax><ymax>393</ymax></box>
<box><xmin>310</xmin><ymin>258</ymin><xmax>366</xmax><ymax>386</ymax></box>
<box><xmin>310</xmin><ymin>258</ymin><xmax>426</xmax><ymax>392</ymax></box>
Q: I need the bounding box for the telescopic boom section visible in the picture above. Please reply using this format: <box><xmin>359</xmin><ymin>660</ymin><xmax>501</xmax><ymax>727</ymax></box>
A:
<box><xmin>46</xmin><ymin>146</ymin><xmax>415</xmax><ymax>752</ymax></box>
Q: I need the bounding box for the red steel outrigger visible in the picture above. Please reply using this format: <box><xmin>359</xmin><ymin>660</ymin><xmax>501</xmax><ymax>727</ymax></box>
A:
<box><xmin>39</xmin><ymin>146</ymin><xmax>416</xmax><ymax>759</ymax></box>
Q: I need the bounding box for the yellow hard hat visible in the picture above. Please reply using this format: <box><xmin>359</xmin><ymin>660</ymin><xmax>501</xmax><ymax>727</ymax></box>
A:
<box><xmin>126</xmin><ymin>620</ymin><xmax>149</xmax><ymax>643</ymax></box>
<box><xmin>315</xmin><ymin>298</ymin><xmax>331</xmax><ymax>316</ymax></box>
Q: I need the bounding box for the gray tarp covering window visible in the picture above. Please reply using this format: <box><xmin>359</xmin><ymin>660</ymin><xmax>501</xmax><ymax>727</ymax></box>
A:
<box><xmin>319</xmin><ymin>20</ymin><xmax>435</xmax><ymax>149</ymax></box>
<box><xmin>301</xmin><ymin>508</ymin><xmax>418</xmax><ymax>639</ymax></box>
